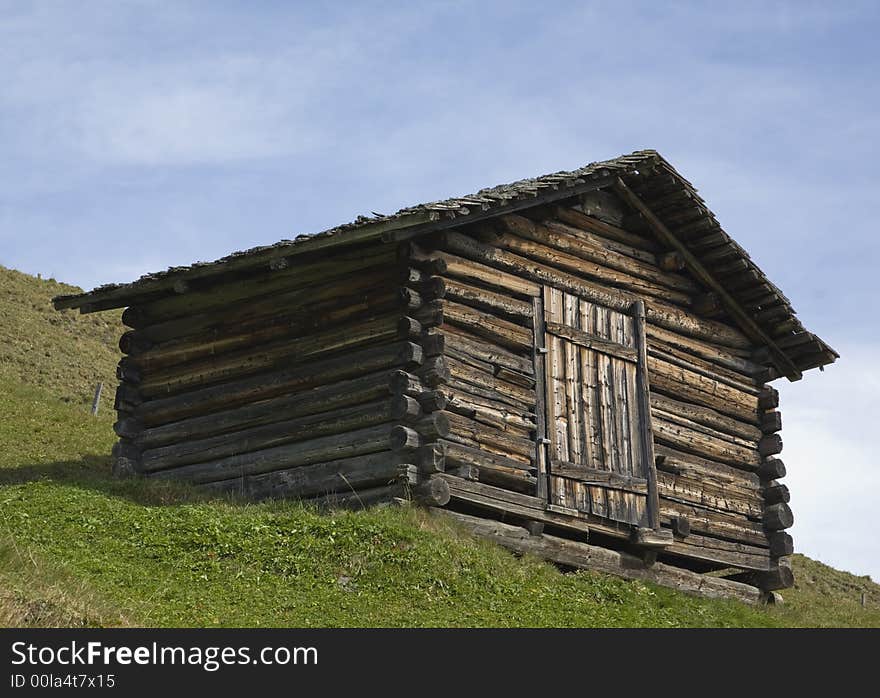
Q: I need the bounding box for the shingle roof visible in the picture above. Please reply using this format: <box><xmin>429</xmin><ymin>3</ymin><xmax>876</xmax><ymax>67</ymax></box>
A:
<box><xmin>52</xmin><ymin>149</ymin><xmax>837</xmax><ymax>376</ymax></box>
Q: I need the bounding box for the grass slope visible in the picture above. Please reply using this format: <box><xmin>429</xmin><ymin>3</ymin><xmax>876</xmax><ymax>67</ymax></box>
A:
<box><xmin>1</xmin><ymin>266</ymin><xmax>878</xmax><ymax>627</ymax></box>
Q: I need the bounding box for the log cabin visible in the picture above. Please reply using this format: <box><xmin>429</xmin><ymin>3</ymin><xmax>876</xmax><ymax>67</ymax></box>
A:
<box><xmin>53</xmin><ymin>150</ymin><xmax>837</xmax><ymax>604</ymax></box>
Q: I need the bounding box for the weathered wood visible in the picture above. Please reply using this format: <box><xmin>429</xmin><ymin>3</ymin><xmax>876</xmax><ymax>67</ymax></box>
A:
<box><xmin>758</xmin><ymin>457</ymin><xmax>786</xmax><ymax>480</ymax></box>
<box><xmin>658</xmin><ymin>251</ymin><xmax>685</xmax><ymax>272</ymax></box>
<box><xmin>441</xmin><ymin>325</ymin><xmax>534</xmax><ymax>376</ymax></box>
<box><xmin>137</xmin><ymin>312</ymin><xmax>417</xmax><ymax>397</ymax></box>
<box><xmin>205</xmin><ymin>451</ymin><xmax>400</xmax><ymax>501</ymax></box>
<box><xmin>444</xmin><ymin>412</ymin><xmax>535</xmax><ymax>463</ymax></box>
<box><xmin>439</xmin><ymin>230</ymin><xmax>752</xmax><ymax>349</ymax></box>
<box><xmin>434</xmin><ymin>509</ymin><xmax>762</xmax><ymax>604</ymax></box>
<box><xmin>652</xmin><ymin>413</ymin><xmax>762</xmax><ymax>469</ymax></box>
<box><xmin>762</xmin><ymin>482</ymin><xmax>790</xmax><ymax>505</ymax></box>
<box><xmin>140</xmin><ymin>399</ymin><xmax>394</xmax><ymax>473</ymax></box>
<box><xmin>764</xmin><ymin>502</ymin><xmax>794</xmax><ymax>531</ymax></box>
<box><xmin>433</xmin><ymin>276</ymin><xmax>534</xmax><ymax>322</ymax></box>
<box><xmin>500</xmin><ymin>214</ymin><xmax>697</xmax><ymax>293</ymax></box>
<box><xmin>760</xmin><ymin>410</ymin><xmax>782</xmax><ymax>434</ymax></box>
<box><xmin>660</xmin><ymin>500</ymin><xmax>768</xmax><ymax>546</ymax></box>
<box><xmin>768</xmin><ymin>531</ymin><xmax>794</xmax><ymax>557</ymax></box>
<box><xmin>441</xmin><ymin>299</ymin><xmax>533</xmax><ymax>352</ymax></box>
<box><xmin>670</xmin><ymin>516</ymin><xmax>690</xmax><ymax>538</ymax></box>
<box><xmin>758</xmin><ymin>386</ymin><xmax>780</xmax><ymax>410</ymax></box>
<box><xmin>758</xmin><ymin>434</ymin><xmax>783</xmax><ymax>457</ymax></box>
<box><xmin>633</xmin><ymin>299</ymin><xmax>661</xmax><ymax>530</ymax></box>
<box><xmin>726</xmin><ymin>563</ymin><xmax>794</xmax><ymax>591</ymax></box>
<box><xmin>655</xmin><ymin>445</ymin><xmax>761</xmax><ymax>488</ymax></box>
<box><xmin>657</xmin><ymin>471</ymin><xmax>763</xmax><ymax>518</ymax></box>
<box><xmin>664</xmin><ymin>531</ymin><xmax>771</xmax><ymax>571</ymax></box>
<box><xmin>130</xmin><ymin>370</ymin><xmax>404</xmax><ymax>449</ymax></box>
<box><xmin>495</xmin><ymin>230</ymin><xmax>694</xmax><ymax>306</ymax></box>
<box><xmin>545</xmin><ymin>321</ymin><xmax>637</xmax><ymax>363</ymax></box>
<box><xmin>554</xmin><ymin>206</ymin><xmax>659</xmax><ymax>253</ymax></box>
<box><xmin>408</xmin><ymin>244</ymin><xmax>541</xmax><ymax>297</ymax></box>
<box><xmin>149</xmin><ymin>423</ymin><xmax>394</xmax><ymax>484</ymax></box>
<box><xmin>651</xmin><ymin>393</ymin><xmax>762</xmax><ymax>442</ymax></box>
<box><xmin>136</xmin><ymin>341</ymin><xmax>422</xmax><ymax>426</ymax></box>
<box><xmin>551</xmin><ymin>461</ymin><xmax>648</xmax><ymax>494</ymax></box>
<box><xmin>412</xmin><ymin>477</ymin><xmax>451</xmax><ymax>507</ymax></box>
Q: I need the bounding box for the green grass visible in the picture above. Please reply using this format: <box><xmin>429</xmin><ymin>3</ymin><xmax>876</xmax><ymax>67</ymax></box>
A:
<box><xmin>1</xmin><ymin>266</ymin><xmax>878</xmax><ymax>627</ymax></box>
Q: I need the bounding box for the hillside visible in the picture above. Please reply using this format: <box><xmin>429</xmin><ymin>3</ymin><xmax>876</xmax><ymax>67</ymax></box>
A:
<box><xmin>1</xmin><ymin>266</ymin><xmax>878</xmax><ymax>628</ymax></box>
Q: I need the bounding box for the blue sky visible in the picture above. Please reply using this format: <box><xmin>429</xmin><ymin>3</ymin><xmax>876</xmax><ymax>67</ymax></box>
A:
<box><xmin>2</xmin><ymin>1</ymin><xmax>878</xmax><ymax>580</ymax></box>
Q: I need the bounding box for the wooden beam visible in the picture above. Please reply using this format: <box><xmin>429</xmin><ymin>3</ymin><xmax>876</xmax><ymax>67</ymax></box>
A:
<box><xmin>612</xmin><ymin>178</ymin><xmax>802</xmax><ymax>380</ymax></box>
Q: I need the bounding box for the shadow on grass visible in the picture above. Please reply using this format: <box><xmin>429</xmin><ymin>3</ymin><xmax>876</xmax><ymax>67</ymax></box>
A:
<box><xmin>0</xmin><ymin>454</ymin><xmax>234</xmax><ymax>508</ymax></box>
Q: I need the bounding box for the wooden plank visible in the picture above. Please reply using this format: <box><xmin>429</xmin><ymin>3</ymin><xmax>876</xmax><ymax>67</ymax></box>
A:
<box><xmin>433</xmin><ymin>509</ymin><xmax>763</xmax><ymax>604</ymax></box>
<box><xmin>563</xmin><ymin>293</ymin><xmax>584</xmax><ymax>465</ymax></box>
<box><xmin>550</xmin><ymin>461</ymin><xmax>648</xmax><ymax>494</ymax></box>
<box><xmin>633</xmin><ymin>299</ymin><xmax>661</xmax><ymax>531</ymax></box>
<box><xmin>532</xmin><ymin>295</ymin><xmax>548</xmax><ymax>500</ymax></box>
<box><xmin>613</xmin><ymin>178</ymin><xmax>802</xmax><ymax>380</ymax></box>
<box><xmin>544</xmin><ymin>321</ymin><xmax>638</xmax><ymax>363</ymax></box>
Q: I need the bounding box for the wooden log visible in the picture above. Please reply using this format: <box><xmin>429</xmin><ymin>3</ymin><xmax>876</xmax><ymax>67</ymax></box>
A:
<box><xmin>391</xmin><ymin>425</ymin><xmax>421</xmax><ymax>451</ymax></box>
<box><xmin>418</xmin><ymin>355</ymin><xmax>452</xmax><ymax>387</ymax></box>
<box><xmin>769</xmin><ymin>531</ymin><xmax>794</xmax><ymax>557</ymax></box>
<box><xmin>138</xmin><ymin>312</ymin><xmax>418</xmax><ymax>397</ymax></box>
<box><xmin>416</xmin><ymin>390</ymin><xmax>448</xmax><ymax>413</ymax></box>
<box><xmin>657</xmin><ymin>471</ymin><xmax>763</xmax><ymax>518</ymax></box>
<box><xmin>654</xmin><ymin>446</ymin><xmax>761</xmax><ymax>489</ymax></box>
<box><xmin>758</xmin><ymin>386</ymin><xmax>780</xmax><ymax>410</ymax></box>
<box><xmin>206</xmin><ymin>451</ymin><xmax>400</xmax><ymax>501</ymax></box>
<box><xmin>494</xmin><ymin>228</ymin><xmax>694</xmax><ymax>305</ymax></box>
<box><xmin>764</xmin><ymin>503</ymin><xmax>794</xmax><ymax>531</ymax></box>
<box><xmin>692</xmin><ymin>292</ymin><xmax>722</xmax><ymax>316</ymax></box>
<box><xmin>758</xmin><ymin>457</ymin><xmax>786</xmax><ymax>480</ymax></box>
<box><xmin>434</xmin><ymin>276</ymin><xmax>533</xmax><ymax>322</ymax></box>
<box><xmin>554</xmin><ymin>206</ymin><xmax>659</xmax><ymax>253</ymax></box>
<box><xmin>446</xmin><ymin>356</ymin><xmax>533</xmax><ymax>407</ymax></box>
<box><xmin>660</xmin><ymin>500</ymin><xmax>768</xmax><ymax>547</ymax></box>
<box><xmin>135</xmin><ymin>244</ymin><xmax>397</xmax><ymax>323</ymax></box>
<box><xmin>442</xmin><ymin>384</ymin><xmax>536</xmax><ymax>433</ymax></box>
<box><xmin>131</xmin><ymin>369</ymin><xmax>403</xmax><ymax>449</ymax></box>
<box><xmin>726</xmin><ymin>563</ymin><xmax>794</xmax><ymax>591</ymax></box>
<box><xmin>126</xmin><ymin>278</ymin><xmax>407</xmax><ymax>361</ymax></box>
<box><xmin>136</xmin><ymin>341</ymin><xmax>422</xmax><ymax>426</ymax></box>
<box><xmin>500</xmin><ymin>215</ymin><xmax>697</xmax><ymax>293</ymax></box>
<box><xmin>140</xmin><ymin>399</ymin><xmax>393</xmax><ymax>473</ymax></box>
<box><xmin>758</xmin><ymin>434</ymin><xmax>783</xmax><ymax>457</ymax></box>
<box><xmin>441</xmin><ymin>324</ymin><xmax>534</xmax><ymax>375</ymax></box>
<box><xmin>647</xmin><ymin>342</ymin><xmax>760</xmax><ymax>395</ymax></box>
<box><xmin>658</xmin><ymin>251</ymin><xmax>685</xmax><ymax>272</ymax></box>
<box><xmin>411</xmin><ymin>477</ymin><xmax>451</xmax><ymax>507</ymax></box>
<box><xmin>392</xmin><ymin>394</ymin><xmax>422</xmax><ymax>422</ymax></box>
<box><xmin>763</xmin><ymin>482</ymin><xmax>790</xmax><ymax>505</ymax></box>
<box><xmin>149</xmin><ymin>423</ymin><xmax>393</xmax><ymax>484</ymax></box>
<box><xmin>306</xmin><ymin>483</ymin><xmax>403</xmax><ymax>511</ymax></box>
<box><xmin>441</xmin><ymin>299</ymin><xmax>533</xmax><ymax>352</ymax></box>
<box><xmin>444</xmin><ymin>412</ymin><xmax>535</xmax><ymax>463</ymax></box>
<box><xmin>761</xmin><ymin>410</ymin><xmax>782</xmax><ymax>434</ymax></box>
<box><xmin>433</xmin><ymin>509</ymin><xmax>762</xmax><ymax>604</ymax></box>
<box><xmin>651</xmin><ymin>393</ymin><xmax>762</xmax><ymax>442</ymax></box>
<box><xmin>412</xmin><ymin>412</ymin><xmax>451</xmax><ymax>440</ymax></box>
<box><xmin>670</xmin><ymin>516</ymin><xmax>690</xmax><ymax>538</ymax></box>
<box><xmin>415</xmin><ymin>443</ymin><xmax>447</xmax><ymax>473</ymax></box>
<box><xmin>420</xmin><ymin>328</ymin><xmax>445</xmax><ymax>356</ymax></box>
<box><xmin>652</xmin><ymin>416</ymin><xmax>762</xmax><ymax>469</ymax></box>
<box><xmin>438</xmin><ymin>230</ymin><xmax>751</xmax><ymax>349</ymax></box>
<box><xmin>664</xmin><ymin>531</ymin><xmax>771</xmax><ymax>571</ymax></box>
<box><xmin>407</xmin><ymin>243</ymin><xmax>541</xmax><ymax>297</ymax></box>
<box><xmin>644</xmin><ymin>324</ymin><xmax>761</xmax><ymax>375</ymax></box>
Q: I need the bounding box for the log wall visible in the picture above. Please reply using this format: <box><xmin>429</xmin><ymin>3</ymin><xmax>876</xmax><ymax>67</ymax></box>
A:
<box><xmin>410</xmin><ymin>200</ymin><xmax>791</xmax><ymax>589</ymax></box>
<box><xmin>111</xmin><ymin>240</ymin><xmax>450</xmax><ymax>507</ymax></box>
<box><xmin>109</xmin><ymin>190</ymin><xmax>794</xmax><ymax>596</ymax></box>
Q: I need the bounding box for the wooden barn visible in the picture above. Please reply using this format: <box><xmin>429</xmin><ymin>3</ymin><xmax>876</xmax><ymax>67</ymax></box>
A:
<box><xmin>54</xmin><ymin>150</ymin><xmax>837</xmax><ymax>604</ymax></box>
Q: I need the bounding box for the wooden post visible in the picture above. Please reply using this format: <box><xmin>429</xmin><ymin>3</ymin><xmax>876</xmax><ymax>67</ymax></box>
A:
<box><xmin>91</xmin><ymin>382</ymin><xmax>103</xmax><ymax>416</ymax></box>
<box><xmin>633</xmin><ymin>300</ymin><xmax>660</xmax><ymax>531</ymax></box>
<box><xmin>532</xmin><ymin>294</ymin><xmax>549</xmax><ymax>500</ymax></box>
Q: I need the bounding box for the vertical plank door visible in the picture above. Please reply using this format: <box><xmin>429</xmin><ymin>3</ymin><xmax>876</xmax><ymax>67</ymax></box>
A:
<box><xmin>542</xmin><ymin>288</ymin><xmax>658</xmax><ymax>529</ymax></box>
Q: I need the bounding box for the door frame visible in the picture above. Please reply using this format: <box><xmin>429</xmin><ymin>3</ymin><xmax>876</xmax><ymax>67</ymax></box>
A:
<box><xmin>532</xmin><ymin>287</ymin><xmax>661</xmax><ymax>532</ymax></box>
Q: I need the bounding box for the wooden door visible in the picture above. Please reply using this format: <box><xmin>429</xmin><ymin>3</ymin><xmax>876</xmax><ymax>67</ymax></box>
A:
<box><xmin>541</xmin><ymin>287</ymin><xmax>659</xmax><ymax>528</ymax></box>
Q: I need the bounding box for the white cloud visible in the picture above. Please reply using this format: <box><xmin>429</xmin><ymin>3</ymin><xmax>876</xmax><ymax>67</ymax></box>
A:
<box><xmin>778</xmin><ymin>343</ymin><xmax>880</xmax><ymax>580</ymax></box>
